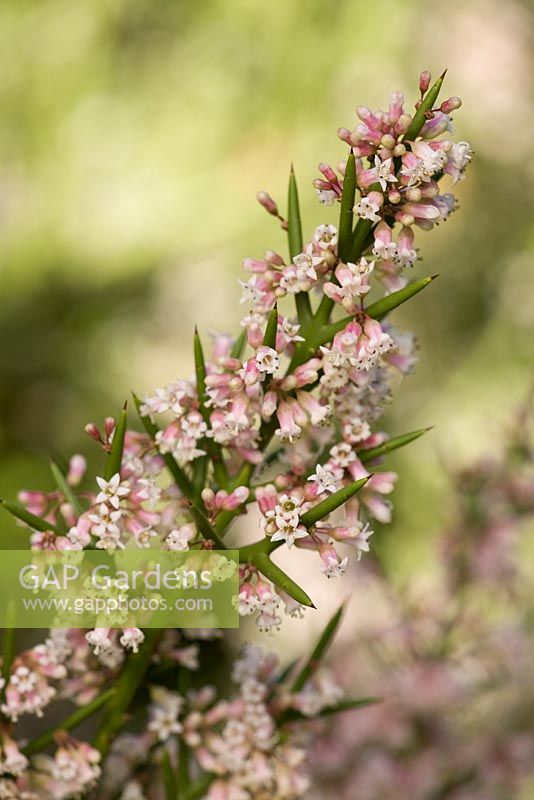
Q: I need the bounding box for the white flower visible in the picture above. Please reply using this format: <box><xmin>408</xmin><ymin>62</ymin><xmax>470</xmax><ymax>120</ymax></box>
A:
<box><xmin>313</xmin><ymin>223</ymin><xmax>338</xmax><ymax>251</ymax></box>
<box><xmin>270</xmin><ymin>524</ymin><xmax>308</xmax><ymax>549</ymax></box>
<box><xmin>86</xmin><ymin>629</ymin><xmax>113</xmax><ymax>656</ymax></box>
<box><xmin>321</xmin><ymin>555</ymin><xmax>349</xmax><ymax>579</ymax></box>
<box><xmin>329</xmin><ymin>442</ymin><xmax>357</xmax><ymax>469</ymax></box>
<box><xmin>120</xmin><ymin>628</ymin><xmax>145</xmax><ymax>653</ymax></box>
<box><xmin>342</xmin><ymin>418</ymin><xmax>371</xmax><ymax>444</ymax></box>
<box><xmin>292</xmin><ymin>253</ymin><xmax>321</xmax><ymax>280</ymax></box>
<box><xmin>308</xmin><ymin>464</ymin><xmax>339</xmax><ymax>494</ymax></box>
<box><xmin>95</xmin><ymin>474</ymin><xmax>130</xmax><ymax>510</ymax></box>
<box><xmin>239</xmin><ymin>276</ymin><xmax>265</xmax><ymax>306</ymax></box>
<box><xmin>234</xmin><ymin>590</ymin><xmax>259</xmax><ymax>616</ymax></box>
<box><xmin>134</xmin><ymin>527</ymin><xmax>158</xmax><ymax>548</ymax></box>
<box><xmin>316</xmin><ymin>188</ymin><xmax>337</xmax><ymax>206</ymax></box>
<box><xmin>137</xmin><ymin>478</ymin><xmax>161</xmax><ymax>508</ymax></box>
<box><xmin>255</xmin><ymin>346</ymin><xmax>280</xmax><ymax>375</ymax></box>
<box><xmin>148</xmin><ymin>687</ymin><xmax>183</xmax><ymax>742</ymax></box>
<box><xmin>373</xmin><ymin>156</ymin><xmax>398</xmax><ymax>191</ymax></box>
<box><xmin>447</xmin><ymin>140</ymin><xmax>473</xmax><ymax>183</ymax></box>
<box><xmin>281</xmin><ymin>317</ymin><xmax>305</xmax><ymax>343</ymax></box>
<box><xmin>165</xmin><ymin>525</ymin><xmax>195</xmax><ymax>551</ymax></box>
<box><xmin>373</xmin><ymin>238</ymin><xmax>398</xmax><ymax>262</ymax></box>
<box><xmin>354</xmin><ymin>196</ymin><xmax>382</xmax><ymax>222</ymax></box>
<box><xmin>352</xmin><ymin>521</ymin><xmax>374</xmax><ymax>560</ymax></box>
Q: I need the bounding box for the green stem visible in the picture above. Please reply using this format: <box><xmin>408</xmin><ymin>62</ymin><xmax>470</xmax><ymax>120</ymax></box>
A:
<box><xmin>95</xmin><ymin>630</ymin><xmax>161</xmax><ymax>756</ymax></box>
<box><xmin>23</xmin><ymin>688</ymin><xmax>116</xmax><ymax>755</ymax></box>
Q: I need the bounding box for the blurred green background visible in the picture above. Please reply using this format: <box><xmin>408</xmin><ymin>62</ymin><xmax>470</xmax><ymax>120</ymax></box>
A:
<box><xmin>0</xmin><ymin>0</ymin><xmax>532</xmax><ymax>565</ymax></box>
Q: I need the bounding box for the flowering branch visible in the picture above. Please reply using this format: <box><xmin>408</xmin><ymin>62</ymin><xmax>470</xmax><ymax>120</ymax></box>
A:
<box><xmin>0</xmin><ymin>68</ymin><xmax>475</xmax><ymax>799</ymax></box>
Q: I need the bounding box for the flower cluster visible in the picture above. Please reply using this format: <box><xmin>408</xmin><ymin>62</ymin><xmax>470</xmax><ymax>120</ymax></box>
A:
<box><xmin>0</xmin><ymin>70</ymin><xmax>473</xmax><ymax>798</ymax></box>
<box><xmin>93</xmin><ymin>641</ymin><xmax>347</xmax><ymax>800</ymax></box>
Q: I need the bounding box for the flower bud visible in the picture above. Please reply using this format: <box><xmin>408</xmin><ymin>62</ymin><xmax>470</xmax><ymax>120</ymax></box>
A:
<box><xmin>396</xmin><ymin>114</ymin><xmax>412</xmax><ymax>134</ymax></box>
<box><xmin>388</xmin><ymin>189</ymin><xmax>401</xmax><ymax>204</ymax></box>
<box><xmin>85</xmin><ymin>423</ymin><xmax>102</xmax><ymax>442</ymax></box>
<box><xmin>67</xmin><ymin>454</ymin><xmax>86</xmax><ymax>486</ymax></box>
<box><xmin>380</xmin><ymin>134</ymin><xmax>396</xmax><ymax>150</ymax></box>
<box><xmin>318</xmin><ymin>163</ymin><xmax>337</xmax><ymax>182</ymax></box>
<box><xmin>265</xmin><ymin>250</ymin><xmax>284</xmax><ymax>266</ymax></box>
<box><xmin>419</xmin><ymin>71</ymin><xmax>431</xmax><ymax>94</ymax></box>
<box><xmin>337</xmin><ymin>127</ymin><xmax>352</xmax><ymax>144</ymax></box>
<box><xmin>405</xmin><ymin>187</ymin><xmax>422</xmax><ymax>202</ymax></box>
<box><xmin>393</xmin><ymin>143</ymin><xmax>406</xmax><ymax>157</ymax></box>
<box><xmin>256</xmin><ymin>191</ymin><xmax>279</xmax><ymax>217</ymax></box>
<box><xmin>104</xmin><ymin>417</ymin><xmax>116</xmax><ymax>438</ymax></box>
<box><xmin>440</xmin><ymin>96</ymin><xmax>462</xmax><ymax>114</ymax></box>
<box><xmin>201</xmin><ymin>488</ymin><xmax>215</xmax><ymax>510</ymax></box>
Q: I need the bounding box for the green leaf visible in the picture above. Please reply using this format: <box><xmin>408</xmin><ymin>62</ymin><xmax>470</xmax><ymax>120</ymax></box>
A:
<box><xmin>279</xmin><ymin>696</ymin><xmax>379</xmax><ymax>724</ymax></box>
<box><xmin>1</xmin><ymin>624</ymin><xmax>15</xmax><ymax>700</ymax></box>
<box><xmin>275</xmin><ymin>657</ymin><xmax>300</xmax><ymax>685</ymax></box>
<box><xmin>23</xmin><ymin>688</ymin><xmax>116</xmax><ymax>755</ymax></box>
<box><xmin>252</xmin><ymin>552</ymin><xmax>315</xmax><ymax>608</ymax></box>
<box><xmin>193</xmin><ymin>330</ymin><xmax>229</xmax><ymax>493</ymax></box>
<box><xmin>338</xmin><ymin>151</ymin><xmax>356</xmax><ymax>261</ymax></box>
<box><xmin>161</xmin><ymin>750</ymin><xmax>176</xmax><ymax>800</ymax></box>
<box><xmin>366</xmin><ymin>274</ymin><xmax>438</xmax><ymax>321</ymax></box>
<box><xmin>0</xmin><ymin>499</ymin><xmax>62</xmax><ymax>535</ymax></box>
<box><xmin>287</xmin><ymin>165</ymin><xmax>303</xmax><ymax>259</ymax></box>
<box><xmin>291</xmin><ymin>601</ymin><xmax>347</xmax><ymax>691</ymax></box>
<box><xmin>183</xmin><ymin>774</ymin><xmax>215</xmax><ymax>800</ymax></box>
<box><xmin>313</xmin><ymin>153</ymin><xmax>358</xmax><ymax>329</ymax></box>
<box><xmin>104</xmin><ymin>402</ymin><xmax>127</xmax><ymax>481</ymax></box>
<box><xmin>194</xmin><ymin>328</ymin><xmax>208</xmax><ymax>423</ymax></box>
<box><xmin>50</xmin><ymin>460</ymin><xmax>83</xmax><ymax>517</ymax></box>
<box><xmin>263</xmin><ymin>304</ymin><xmax>279</xmax><ymax>350</ymax></box>
<box><xmin>192</xmin><ymin>329</ymin><xmax>210</xmax><ymax>499</ymax></box>
<box><xmin>359</xmin><ymin>427</ymin><xmax>431</xmax><ymax>464</ymax></box>
<box><xmin>404</xmin><ymin>69</ymin><xmax>447</xmax><ymax>141</ymax></box>
<box><xmin>300</xmin><ymin>476</ymin><xmax>370</xmax><ymax>528</ymax></box>
<box><xmin>288</xmin><ymin>166</ymin><xmax>312</xmax><ymax>325</ymax></box>
<box><xmin>230</xmin><ymin>329</ymin><xmax>247</xmax><ymax>359</ymax></box>
<box><xmin>260</xmin><ymin>304</ymin><xmax>280</xmax><ymax>394</ymax></box>
<box><xmin>189</xmin><ymin>503</ymin><xmax>228</xmax><ymax>550</ymax></box>
<box><xmin>132</xmin><ymin>393</ymin><xmax>195</xmax><ymax>499</ymax></box>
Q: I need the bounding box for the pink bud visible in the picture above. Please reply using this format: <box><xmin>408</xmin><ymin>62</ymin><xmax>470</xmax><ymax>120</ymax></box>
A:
<box><xmin>265</xmin><ymin>250</ymin><xmax>285</xmax><ymax>266</ymax></box>
<box><xmin>256</xmin><ymin>191</ymin><xmax>278</xmax><ymax>216</ymax></box>
<box><xmin>419</xmin><ymin>71</ymin><xmax>431</xmax><ymax>94</ymax></box>
<box><xmin>104</xmin><ymin>417</ymin><xmax>116</xmax><ymax>438</ymax></box>
<box><xmin>440</xmin><ymin>96</ymin><xmax>462</xmax><ymax>113</ymax></box>
<box><xmin>337</xmin><ymin>127</ymin><xmax>352</xmax><ymax>144</ymax></box>
<box><xmin>367</xmin><ymin>191</ymin><xmax>384</xmax><ymax>208</ymax></box>
<box><xmin>201</xmin><ymin>488</ymin><xmax>215</xmax><ymax>511</ymax></box>
<box><xmin>388</xmin><ymin>189</ymin><xmax>401</xmax><ymax>204</ymax></box>
<box><xmin>318</xmin><ymin>163</ymin><xmax>337</xmax><ymax>182</ymax></box>
<box><xmin>67</xmin><ymin>454</ymin><xmax>86</xmax><ymax>487</ymax></box>
<box><xmin>85</xmin><ymin>423</ymin><xmax>102</xmax><ymax>442</ymax></box>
